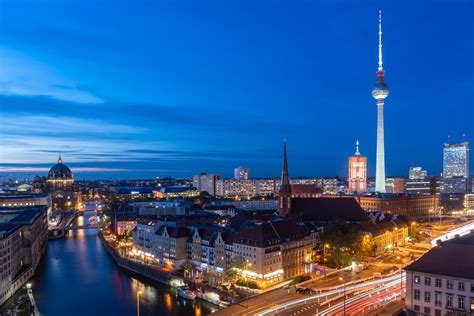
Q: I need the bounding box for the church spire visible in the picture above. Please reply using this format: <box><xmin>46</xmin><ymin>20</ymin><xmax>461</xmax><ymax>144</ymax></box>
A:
<box><xmin>58</xmin><ymin>153</ymin><xmax>62</xmax><ymax>164</ymax></box>
<box><xmin>279</xmin><ymin>140</ymin><xmax>291</xmax><ymax>193</ymax></box>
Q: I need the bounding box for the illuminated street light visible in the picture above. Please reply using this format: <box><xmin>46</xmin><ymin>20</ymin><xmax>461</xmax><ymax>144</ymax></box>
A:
<box><xmin>339</xmin><ymin>276</ymin><xmax>346</xmax><ymax>316</ymax></box>
<box><xmin>323</xmin><ymin>244</ymin><xmax>330</xmax><ymax>277</ymax></box>
<box><xmin>137</xmin><ymin>290</ymin><xmax>142</xmax><ymax>316</ymax></box>
<box><xmin>397</xmin><ymin>256</ymin><xmax>403</xmax><ymax>295</ymax></box>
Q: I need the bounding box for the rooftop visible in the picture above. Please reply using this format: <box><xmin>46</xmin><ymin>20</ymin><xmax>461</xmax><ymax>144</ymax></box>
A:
<box><xmin>291</xmin><ymin>197</ymin><xmax>370</xmax><ymax>223</ymax></box>
<box><xmin>404</xmin><ymin>233</ymin><xmax>474</xmax><ymax>280</ymax></box>
<box><xmin>0</xmin><ymin>193</ymin><xmax>50</xmax><ymax>200</ymax></box>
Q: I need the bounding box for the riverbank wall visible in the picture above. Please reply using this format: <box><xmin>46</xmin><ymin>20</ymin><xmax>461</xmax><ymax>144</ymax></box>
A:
<box><xmin>98</xmin><ymin>233</ymin><xmax>224</xmax><ymax>309</ymax></box>
<box><xmin>98</xmin><ymin>233</ymin><xmax>171</xmax><ymax>285</ymax></box>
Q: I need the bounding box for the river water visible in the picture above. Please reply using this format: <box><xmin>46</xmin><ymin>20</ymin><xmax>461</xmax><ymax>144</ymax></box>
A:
<box><xmin>2</xmin><ymin>212</ymin><xmax>216</xmax><ymax>316</ymax></box>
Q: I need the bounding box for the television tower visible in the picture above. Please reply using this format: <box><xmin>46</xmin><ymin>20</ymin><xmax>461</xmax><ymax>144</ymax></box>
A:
<box><xmin>371</xmin><ymin>11</ymin><xmax>390</xmax><ymax>193</ymax></box>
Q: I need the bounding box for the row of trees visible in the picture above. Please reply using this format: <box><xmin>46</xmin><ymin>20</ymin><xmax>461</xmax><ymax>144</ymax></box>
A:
<box><xmin>180</xmin><ymin>256</ymin><xmax>249</xmax><ymax>286</ymax></box>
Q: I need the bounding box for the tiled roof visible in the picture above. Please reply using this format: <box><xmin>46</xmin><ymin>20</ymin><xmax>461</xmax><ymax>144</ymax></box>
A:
<box><xmin>235</xmin><ymin>218</ymin><xmax>308</xmax><ymax>248</ymax></box>
<box><xmin>290</xmin><ymin>184</ymin><xmax>321</xmax><ymax>194</ymax></box>
<box><xmin>404</xmin><ymin>233</ymin><xmax>474</xmax><ymax>280</ymax></box>
<box><xmin>291</xmin><ymin>197</ymin><xmax>370</xmax><ymax>223</ymax></box>
<box><xmin>156</xmin><ymin>226</ymin><xmax>189</xmax><ymax>238</ymax></box>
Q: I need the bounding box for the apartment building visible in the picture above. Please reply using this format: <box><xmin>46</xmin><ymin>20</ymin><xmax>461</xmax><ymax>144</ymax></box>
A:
<box><xmin>405</xmin><ymin>234</ymin><xmax>474</xmax><ymax>315</ymax></box>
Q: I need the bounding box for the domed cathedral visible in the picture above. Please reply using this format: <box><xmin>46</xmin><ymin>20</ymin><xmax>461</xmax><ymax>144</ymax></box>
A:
<box><xmin>35</xmin><ymin>155</ymin><xmax>81</xmax><ymax>211</ymax></box>
<box><xmin>47</xmin><ymin>155</ymin><xmax>74</xmax><ymax>189</ymax></box>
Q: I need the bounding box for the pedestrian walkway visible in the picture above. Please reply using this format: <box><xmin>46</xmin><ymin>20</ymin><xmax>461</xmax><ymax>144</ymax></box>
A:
<box><xmin>27</xmin><ymin>287</ymin><xmax>41</xmax><ymax>316</ymax></box>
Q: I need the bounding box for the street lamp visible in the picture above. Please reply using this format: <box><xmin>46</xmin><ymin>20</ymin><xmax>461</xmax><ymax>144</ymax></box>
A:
<box><xmin>246</xmin><ymin>262</ymin><xmax>252</xmax><ymax>309</ymax></box>
<box><xmin>339</xmin><ymin>277</ymin><xmax>346</xmax><ymax>316</ymax></box>
<box><xmin>323</xmin><ymin>244</ymin><xmax>330</xmax><ymax>277</ymax></box>
<box><xmin>397</xmin><ymin>256</ymin><xmax>403</xmax><ymax>295</ymax></box>
<box><xmin>136</xmin><ymin>290</ymin><xmax>142</xmax><ymax>316</ymax></box>
<box><xmin>410</xmin><ymin>221</ymin><xmax>416</xmax><ymax>238</ymax></box>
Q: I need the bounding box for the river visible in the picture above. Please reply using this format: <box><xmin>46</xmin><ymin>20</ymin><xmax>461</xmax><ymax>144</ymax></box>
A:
<box><xmin>1</xmin><ymin>212</ymin><xmax>216</xmax><ymax>316</ymax></box>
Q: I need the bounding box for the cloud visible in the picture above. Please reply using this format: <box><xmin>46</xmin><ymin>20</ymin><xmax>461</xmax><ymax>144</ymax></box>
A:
<box><xmin>0</xmin><ymin>47</ymin><xmax>104</xmax><ymax>104</ymax></box>
<box><xmin>0</xmin><ymin>167</ymin><xmax>131</xmax><ymax>173</ymax></box>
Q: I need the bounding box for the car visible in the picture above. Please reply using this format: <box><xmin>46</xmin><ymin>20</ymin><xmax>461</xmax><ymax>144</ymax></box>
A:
<box><xmin>296</xmin><ymin>287</ymin><xmax>312</xmax><ymax>294</ymax></box>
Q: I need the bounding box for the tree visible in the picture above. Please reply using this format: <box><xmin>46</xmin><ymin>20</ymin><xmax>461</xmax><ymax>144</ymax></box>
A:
<box><xmin>320</xmin><ymin>220</ymin><xmax>359</xmax><ymax>268</ymax></box>
<box><xmin>230</xmin><ymin>256</ymin><xmax>246</xmax><ymax>270</ymax></box>
<box><xmin>359</xmin><ymin>234</ymin><xmax>377</xmax><ymax>258</ymax></box>
<box><xmin>180</xmin><ymin>260</ymin><xmax>196</xmax><ymax>279</ymax></box>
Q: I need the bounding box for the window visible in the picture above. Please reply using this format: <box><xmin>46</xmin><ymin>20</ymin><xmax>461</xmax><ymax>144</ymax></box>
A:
<box><xmin>447</xmin><ymin>293</ymin><xmax>453</xmax><ymax>308</ymax></box>
<box><xmin>414</xmin><ymin>275</ymin><xmax>420</xmax><ymax>284</ymax></box>
<box><xmin>458</xmin><ymin>282</ymin><xmax>465</xmax><ymax>291</ymax></box>
<box><xmin>471</xmin><ymin>283</ymin><xmax>474</xmax><ymax>293</ymax></box>
<box><xmin>414</xmin><ymin>289</ymin><xmax>420</xmax><ymax>300</ymax></box>
<box><xmin>447</xmin><ymin>280</ymin><xmax>453</xmax><ymax>289</ymax></box>
<box><xmin>435</xmin><ymin>309</ymin><xmax>441</xmax><ymax>316</ymax></box>
<box><xmin>435</xmin><ymin>292</ymin><xmax>442</xmax><ymax>306</ymax></box>
<box><xmin>435</xmin><ymin>278</ymin><xmax>442</xmax><ymax>288</ymax></box>
<box><xmin>424</xmin><ymin>291</ymin><xmax>431</xmax><ymax>302</ymax></box>
<box><xmin>424</xmin><ymin>307</ymin><xmax>430</xmax><ymax>314</ymax></box>
<box><xmin>414</xmin><ymin>305</ymin><xmax>420</xmax><ymax>312</ymax></box>
<box><xmin>458</xmin><ymin>296</ymin><xmax>465</xmax><ymax>310</ymax></box>
<box><xmin>425</xmin><ymin>277</ymin><xmax>431</xmax><ymax>286</ymax></box>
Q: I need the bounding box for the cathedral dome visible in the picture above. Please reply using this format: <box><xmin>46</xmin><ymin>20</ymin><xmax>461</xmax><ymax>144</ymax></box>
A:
<box><xmin>48</xmin><ymin>156</ymin><xmax>73</xmax><ymax>181</ymax></box>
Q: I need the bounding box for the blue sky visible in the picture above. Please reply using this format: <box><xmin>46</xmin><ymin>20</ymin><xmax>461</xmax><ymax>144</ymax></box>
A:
<box><xmin>0</xmin><ymin>0</ymin><xmax>473</xmax><ymax>180</ymax></box>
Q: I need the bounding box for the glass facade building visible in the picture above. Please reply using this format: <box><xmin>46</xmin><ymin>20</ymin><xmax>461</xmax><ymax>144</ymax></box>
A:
<box><xmin>443</xmin><ymin>142</ymin><xmax>470</xmax><ymax>178</ymax></box>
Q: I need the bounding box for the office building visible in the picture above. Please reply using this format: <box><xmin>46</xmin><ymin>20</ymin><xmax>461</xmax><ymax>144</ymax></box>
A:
<box><xmin>354</xmin><ymin>194</ymin><xmax>438</xmax><ymax>218</ymax></box>
<box><xmin>442</xmin><ymin>177</ymin><xmax>471</xmax><ymax>194</ymax></box>
<box><xmin>409</xmin><ymin>167</ymin><xmax>428</xmax><ymax>180</ymax></box>
<box><xmin>405</xmin><ymin>177</ymin><xmax>436</xmax><ymax>196</ymax></box>
<box><xmin>192</xmin><ymin>173</ymin><xmax>221</xmax><ymax>196</ymax></box>
<box><xmin>0</xmin><ymin>193</ymin><xmax>52</xmax><ymax>220</ymax></box>
<box><xmin>234</xmin><ymin>166</ymin><xmax>250</xmax><ymax>180</ymax></box>
<box><xmin>217</xmin><ymin>179</ymin><xmax>257</xmax><ymax>197</ymax></box>
<box><xmin>443</xmin><ymin>142</ymin><xmax>470</xmax><ymax>178</ymax></box>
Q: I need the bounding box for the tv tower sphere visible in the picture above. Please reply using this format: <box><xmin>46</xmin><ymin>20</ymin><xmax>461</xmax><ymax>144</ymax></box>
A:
<box><xmin>371</xmin><ymin>79</ymin><xmax>390</xmax><ymax>100</ymax></box>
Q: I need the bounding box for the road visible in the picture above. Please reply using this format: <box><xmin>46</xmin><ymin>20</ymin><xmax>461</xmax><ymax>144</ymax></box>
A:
<box><xmin>257</xmin><ymin>273</ymin><xmax>404</xmax><ymax>316</ymax></box>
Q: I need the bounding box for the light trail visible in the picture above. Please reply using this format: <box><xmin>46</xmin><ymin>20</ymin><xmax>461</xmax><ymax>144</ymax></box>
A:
<box><xmin>431</xmin><ymin>221</ymin><xmax>474</xmax><ymax>246</ymax></box>
<box><xmin>320</xmin><ymin>279</ymin><xmax>401</xmax><ymax>316</ymax></box>
<box><xmin>324</xmin><ymin>282</ymin><xmax>402</xmax><ymax>316</ymax></box>
<box><xmin>257</xmin><ymin>273</ymin><xmax>404</xmax><ymax>316</ymax></box>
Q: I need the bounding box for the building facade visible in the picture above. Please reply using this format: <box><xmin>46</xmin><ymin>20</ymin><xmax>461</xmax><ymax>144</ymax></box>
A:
<box><xmin>405</xmin><ymin>234</ymin><xmax>474</xmax><ymax>316</ymax></box>
<box><xmin>193</xmin><ymin>173</ymin><xmax>221</xmax><ymax>196</ymax></box>
<box><xmin>234</xmin><ymin>166</ymin><xmax>250</xmax><ymax>180</ymax></box>
<box><xmin>355</xmin><ymin>194</ymin><xmax>439</xmax><ymax>218</ymax></box>
<box><xmin>348</xmin><ymin>141</ymin><xmax>367</xmax><ymax>194</ymax></box>
<box><xmin>443</xmin><ymin>142</ymin><xmax>470</xmax><ymax>178</ymax></box>
<box><xmin>409</xmin><ymin>167</ymin><xmax>428</xmax><ymax>180</ymax></box>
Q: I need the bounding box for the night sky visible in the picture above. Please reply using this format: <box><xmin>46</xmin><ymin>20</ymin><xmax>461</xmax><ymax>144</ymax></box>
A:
<box><xmin>0</xmin><ymin>0</ymin><xmax>473</xmax><ymax>180</ymax></box>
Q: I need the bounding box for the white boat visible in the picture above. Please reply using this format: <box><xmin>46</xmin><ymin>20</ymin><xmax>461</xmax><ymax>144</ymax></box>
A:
<box><xmin>177</xmin><ymin>287</ymin><xmax>196</xmax><ymax>300</ymax></box>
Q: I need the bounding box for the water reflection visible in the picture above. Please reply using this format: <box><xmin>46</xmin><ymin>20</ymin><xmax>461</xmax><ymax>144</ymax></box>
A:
<box><xmin>30</xmin><ymin>213</ymin><xmax>214</xmax><ymax>316</ymax></box>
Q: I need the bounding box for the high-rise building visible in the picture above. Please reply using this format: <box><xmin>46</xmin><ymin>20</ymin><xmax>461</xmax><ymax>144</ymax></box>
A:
<box><xmin>278</xmin><ymin>141</ymin><xmax>292</xmax><ymax>217</ymax></box>
<box><xmin>443</xmin><ymin>142</ymin><xmax>470</xmax><ymax>178</ymax></box>
<box><xmin>192</xmin><ymin>173</ymin><xmax>221</xmax><ymax>196</ymax></box>
<box><xmin>405</xmin><ymin>177</ymin><xmax>436</xmax><ymax>196</ymax></box>
<box><xmin>233</xmin><ymin>166</ymin><xmax>250</xmax><ymax>180</ymax></box>
<box><xmin>409</xmin><ymin>167</ymin><xmax>428</xmax><ymax>180</ymax></box>
<box><xmin>348</xmin><ymin>140</ymin><xmax>367</xmax><ymax>194</ymax></box>
<box><xmin>371</xmin><ymin>11</ymin><xmax>390</xmax><ymax>193</ymax></box>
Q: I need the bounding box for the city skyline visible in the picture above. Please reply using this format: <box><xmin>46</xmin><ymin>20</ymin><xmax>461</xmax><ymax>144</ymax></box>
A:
<box><xmin>1</xmin><ymin>1</ymin><xmax>473</xmax><ymax>179</ymax></box>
